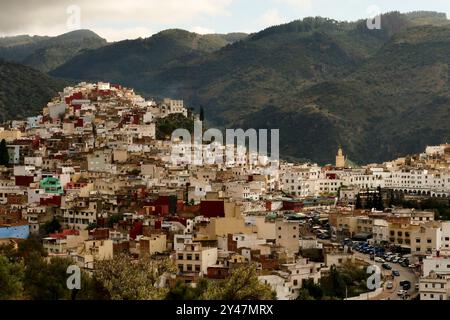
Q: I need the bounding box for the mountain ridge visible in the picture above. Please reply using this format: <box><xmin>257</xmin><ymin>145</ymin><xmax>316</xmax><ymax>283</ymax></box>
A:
<box><xmin>5</xmin><ymin>11</ymin><xmax>450</xmax><ymax>165</ymax></box>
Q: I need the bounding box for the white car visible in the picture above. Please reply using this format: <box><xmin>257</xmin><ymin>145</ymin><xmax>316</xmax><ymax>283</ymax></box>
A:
<box><xmin>375</xmin><ymin>257</ymin><xmax>385</xmax><ymax>263</ymax></box>
<box><xmin>386</xmin><ymin>281</ymin><xmax>394</xmax><ymax>289</ymax></box>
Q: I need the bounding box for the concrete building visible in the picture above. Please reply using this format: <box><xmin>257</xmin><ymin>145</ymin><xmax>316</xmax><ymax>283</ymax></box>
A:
<box><xmin>175</xmin><ymin>242</ymin><xmax>218</xmax><ymax>276</ymax></box>
<box><xmin>275</xmin><ymin>220</ymin><xmax>300</xmax><ymax>254</ymax></box>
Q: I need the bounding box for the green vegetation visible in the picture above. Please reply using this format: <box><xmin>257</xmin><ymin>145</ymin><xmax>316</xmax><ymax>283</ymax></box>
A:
<box><xmin>107</xmin><ymin>213</ymin><xmax>124</xmax><ymax>228</ymax></box>
<box><xmin>0</xmin><ymin>255</ymin><xmax>24</xmax><ymax>299</ymax></box>
<box><xmin>298</xmin><ymin>262</ymin><xmax>372</xmax><ymax>300</ymax></box>
<box><xmin>42</xmin><ymin>218</ymin><xmax>61</xmax><ymax>235</ymax></box>
<box><xmin>156</xmin><ymin>113</ymin><xmax>195</xmax><ymax>140</ymax></box>
<box><xmin>167</xmin><ymin>265</ymin><xmax>276</xmax><ymax>300</ymax></box>
<box><xmin>355</xmin><ymin>187</ymin><xmax>384</xmax><ymax>211</ymax></box>
<box><xmin>0</xmin><ymin>60</ymin><xmax>70</xmax><ymax>120</ymax></box>
<box><xmin>93</xmin><ymin>254</ymin><xmax>177</xmax><ymax>300</ymax></box>
<box><xmin>0</xmin><ymin>139</ymin><xmax>9</xmax><ymax>165</ymax></box>
<box><xmin>0</xmin><ymin>238</ymin><xmax>86</xmax><ymax>300</ymax></box>
<box><xmin>0</xmin><ymin>30</ymin><xmax>107</xmax><ymax>72</ymax></box>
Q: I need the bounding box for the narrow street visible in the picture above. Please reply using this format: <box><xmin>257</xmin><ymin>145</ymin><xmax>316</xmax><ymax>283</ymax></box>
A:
<box><xmin>354</xmin><ymin>252</ymin><xmax>419</xmax><ymax>300</ymax></box>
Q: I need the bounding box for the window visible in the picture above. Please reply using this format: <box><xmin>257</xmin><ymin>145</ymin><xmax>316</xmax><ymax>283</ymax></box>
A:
<box><xmin>195</xmin><ymin>265</ymin><xmax>201</xmax><ymax>272</ymax></box>
<box><xmin>195</xmin><ymin>254</ymin><xmax>200</xmax><ymax>261</ymax></box>
<box><xmin>178</xmin><ymin>254</ymin><xmax>183</xmax><ymax>260</ymax></box>
<box><xmin>187</xmin><ymin>254</ymin><xmax>192</xmax><ymax>260</ymax></box>
<box><xmin>186</xmin><ymin>264</ymin><xmax>192</xmax><ymax>271</ymax></box>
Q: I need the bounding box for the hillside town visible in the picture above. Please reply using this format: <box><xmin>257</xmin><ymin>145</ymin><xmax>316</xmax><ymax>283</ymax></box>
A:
<box><xmin>2</xmin><ymin>82</ymin><xmax>450</xmax><ymax>300</ymax></box>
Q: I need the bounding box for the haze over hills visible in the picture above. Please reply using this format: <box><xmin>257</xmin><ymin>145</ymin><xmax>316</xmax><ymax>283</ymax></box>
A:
<box><xmin>2</xmin><ymin>11</ymin><xmax>450</xmax><ymax>164</ymax></box>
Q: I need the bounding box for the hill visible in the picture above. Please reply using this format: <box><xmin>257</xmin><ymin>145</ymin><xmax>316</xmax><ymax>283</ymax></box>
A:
<box><xmin>0</xmin><ymin>60</ymin><xmax>70</xmax><ymax>120</ymax></box>
<box><xmin>51</xmin><ymin>11</ymin><xmax>450</xmax><ymax>164</ymax></box>
<box><xmin>51</xmin><ymin>29</ymin><xmax>247</xmax><ymax>84</ymax></box>
<box><xmin>0</xmin><ymin>30</ymin><xmax>107</xmax><ymax>72</ymax></box>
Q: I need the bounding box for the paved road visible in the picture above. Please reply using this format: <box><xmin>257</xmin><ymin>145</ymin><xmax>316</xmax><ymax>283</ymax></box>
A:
<box><xmin>354</xmin><ymin>252</ymin><xmax>419</xmax><ymax>300</ymax></box>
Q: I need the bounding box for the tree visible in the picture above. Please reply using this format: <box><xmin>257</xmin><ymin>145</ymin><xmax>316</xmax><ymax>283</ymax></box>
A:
<box><xmin>199</xmin><ymin>106</ymin><xmax>205</xmax><ymax>122</ymax></box>
<box><xmin>107</xmin><ymin>213</ymin><xmax>124</xmax><ymax>228</ymax></box>
<box><xmin>302</xmin><ymin>278</ymin><xmax>323</xmax><ymax>300</ymax></box>
<box><xmin>355</xmin><ymin>194</ymin><xmax>362</xmax><ymax>209</ymax></box>
<box><xmin>23</xmin><ymin>254</ymin><xmax>74</xmax><ymax>300</ymax></box>
<box><xmin>320</xmin><ymin>265</ymin><xmax>346</xmax><ymax>299</ymax></box>
<box><xmin>166</xmin><ymin>278</ymin><xmax>210</xmax><ymax>300</ymax></box>
<box><xmin>0</xmin><ymin>256</ymin><xmax>24</xmax><ymax>299</ymax></box>
<box><xmin>0</xmin><ymin>139</ymin><xmax>9</xmax><ymax>166</ymax></box>
<box><xmin>200</xmin><ymin>264</ymin><xmax>276</xmax><ymax>300</ymax></box>
<box><xmin>86</xmin><ymin>222</ymin><xmax>97</xmax><ymax>230</ymax></box>
<box><xmin>93</xmin><ymin>254</ymin><xmax>177</xmax><ymax>300</ymax></box>
<box><xmin>365</xmin><ymin>189</ymin><xmax>374</xmax><ymax>210</ymax></box>
<box><xmin>43</xmin><ymin>218</ymin><xmax>61</xmax><ymax>235</ymax></box>
<box><xmin>375</xmin><ymin>186</ymin><xmax>384</xmax><ymax>211</ymax></box>
<box><xmin>297</xmin><ymin>289</ymin><xmax>315</xmax><ymax>300</ymax></box>
<box><xmin>16</xmin><ymin>237</ymin><xmax>47</xmax><ymax>263</ymax></box>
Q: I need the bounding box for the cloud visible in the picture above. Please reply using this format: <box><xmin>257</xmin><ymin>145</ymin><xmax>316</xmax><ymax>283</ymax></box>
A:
<box><xmin>190</xmin><ymin>26</ymin><xmax>216</xmax><ymax>34</ymax></box>
<box><xmin>275</xmin><ymin>0</ymin><xmax>313</xmax><ymax>10</ymax></box>
<box><xmin>93</xmin><ymin>27</ymin><xmax>154</xmax><ymax>42</ymax></box>
<box><xmin>0</xmin><ymin>0</ymin><xmax>233</xmax><ymax>40</ymax></box>
<box><xmin>260</xmin><ymin>9</ymin><xmax>285</xmax><ymax>26</ymax></box>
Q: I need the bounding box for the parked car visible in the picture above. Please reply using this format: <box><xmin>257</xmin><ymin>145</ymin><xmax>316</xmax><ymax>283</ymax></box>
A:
<box><xmin>392</xmin><ymin>270</ymin><xmax>400</xmax><ymax>277</ymax></box>
<box><xmin>382</xmin><ymin>263</ymin><xmax>392</xmax><ymax>270</ymax></box>
<box><xmin>409</xmin><ymin>264</ymin><xmax>416</xmax><ymax>269</ymax></box>
<box><xmin>375</xmin><ymin>257</ymin><xmax>385</xmax><ymax>263</ymax></box>
<box><xmin>386</xmin><ymin>281</ymin><xmax>394</xmax><ymax>289</ymax></box>
<box><xmin>400</xmin><ymin>262</ymin><xmax>409</xmax><ymax>268</ymax></box>
<box><xmin>392</xmin><ymin>257</ymin><xmax>400</xmax><ymax>263</ymax></box>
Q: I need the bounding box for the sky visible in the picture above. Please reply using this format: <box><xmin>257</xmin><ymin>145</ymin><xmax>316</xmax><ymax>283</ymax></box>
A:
<box><xmin>1</xmin><ymin>0</ymin><xmax>450</xmax><ymax>42</ymax></box>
